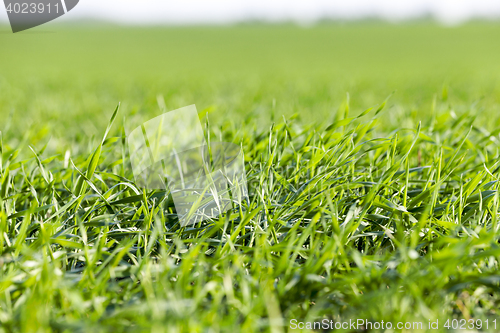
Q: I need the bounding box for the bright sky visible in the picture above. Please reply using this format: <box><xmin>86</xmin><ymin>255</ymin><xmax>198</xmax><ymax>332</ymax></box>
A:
<box><xmin>2</xmin><ymin>0</ymin><xmax>500</xmax><ymax>25</ymax></box>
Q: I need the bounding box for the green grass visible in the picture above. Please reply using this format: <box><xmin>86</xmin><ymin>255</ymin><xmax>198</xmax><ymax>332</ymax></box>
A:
<box><xmin>1</xmin><ymin>22</ymin><xmax>500</xmax><ymax>332</ymax></box>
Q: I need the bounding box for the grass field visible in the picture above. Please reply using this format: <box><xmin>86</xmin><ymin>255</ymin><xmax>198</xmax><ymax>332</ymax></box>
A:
<box><xmin>2</xmin><ymin>22</ymin><xmax>500</xmax><ymax>332</ymax></box>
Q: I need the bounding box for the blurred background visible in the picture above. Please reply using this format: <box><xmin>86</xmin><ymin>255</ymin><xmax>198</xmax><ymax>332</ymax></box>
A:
<box><xmin>4</xmin><ymin>0</ymin><xmax>500</xmax><ymax>25</ymax></box>
<box><xmin>1</xmin><ymin>0</ymin><xmax>500</xmax><ymax>152</ymax></box>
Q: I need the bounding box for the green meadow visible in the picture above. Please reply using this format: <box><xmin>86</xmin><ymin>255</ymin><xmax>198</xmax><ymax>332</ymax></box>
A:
<box><xmin>1</xmin><ymin>22</ymin><xmax>500</xmax><ymax>331</ymax></box>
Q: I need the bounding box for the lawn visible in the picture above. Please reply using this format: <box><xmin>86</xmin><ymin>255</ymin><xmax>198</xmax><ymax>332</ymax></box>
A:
<box><xmin>1</xmin><ymin>22</ymin><xmax>500</xmax><ymax>332</ymax></box>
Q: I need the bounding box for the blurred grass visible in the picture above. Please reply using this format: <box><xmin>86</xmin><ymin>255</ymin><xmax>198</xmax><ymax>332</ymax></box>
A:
<box><xmin>2</xmin><ymin>22</ymin><xmax>500</xmax><ymax>144</ymax></box>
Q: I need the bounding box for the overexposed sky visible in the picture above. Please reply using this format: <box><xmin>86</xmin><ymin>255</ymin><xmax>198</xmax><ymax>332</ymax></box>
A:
<box><xmin>2</xmin><ymin>0</ymin><xmax>500</xmax><ymax>25</ymax></box>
